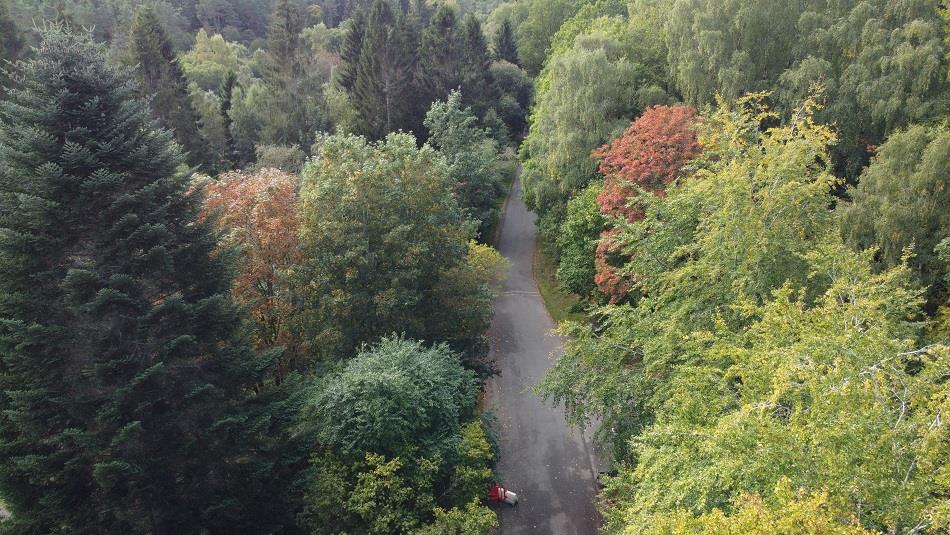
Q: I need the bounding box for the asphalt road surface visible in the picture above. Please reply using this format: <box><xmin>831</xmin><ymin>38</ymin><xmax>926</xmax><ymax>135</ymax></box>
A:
<box><xmin>485</xmin><ymin>174</ymin><xmax>600</xmax><ymax>534</ymax></box>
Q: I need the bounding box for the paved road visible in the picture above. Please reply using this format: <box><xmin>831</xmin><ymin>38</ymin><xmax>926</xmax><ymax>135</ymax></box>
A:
<box><xmin>485</xmin><ymin>174</ymin><xmax>600</xmax><ymax>534</ymax></box>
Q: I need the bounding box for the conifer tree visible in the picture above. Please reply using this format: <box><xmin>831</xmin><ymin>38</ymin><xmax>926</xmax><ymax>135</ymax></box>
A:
<box><xmin>409</xmin><ymin>0</ymin><xmax>431</xmax><ymax>24</ymax></box>
<box><xmin>353</xmin><ymin>0</ymin><xmax>419</xmax><ymax>139</ymax></box>
<box><xmin>0</xmin><ymin>0</ymin><xmax>23</xmax><ymax>65</ymax></box>
<box><xmin>0</xmin><ymin>28</ymin><xmax>294</xmax><ymax>533</ymax></box>
<box><xmin>260</xmin><ymin>0</ymin><xmax>310</xmax><ymax>147</ymax></box>
<box><xmin>336</xmin><ymin>7</ymin><xmax>367</xmax><ymax>92</ymax></box>
<box><xmin>218</xmin><ymin>70</ymin><xmax>238</xmax><ymax>168</ymax></box>
<box><xmin>493</xmin><ymin>18</ymin><xmax>519</xmax><ymax>65</ymax></box>
<box><xmin>418</xmin><ymin>5</ymin><xmax>463</xmax><ymax>105</ymax></box>
<box><xmin>459</xmin><ymin>14</ymin><xmax>495</xmax><ymax>117</ymax></box>
<box><xmin>128</xmin><ymin>6</ymin><xmax>209</xmax><ymax>168</ymax></box>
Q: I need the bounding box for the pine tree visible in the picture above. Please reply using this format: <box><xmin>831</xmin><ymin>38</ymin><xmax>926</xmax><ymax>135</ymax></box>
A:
<box><xmin>353</xmin><ymin>0</ymin><xmax>419</xmax><ymax>139</ymax></box>
<box><xmin>0</xmin><ymin>0</ymin><xmax>23</xmax><ymax>65</ymax></box>
<box><xmin>218</xmin><ymin>70</ymin><xmax>238</xmax><ymax>169</ymax></box>
<box><xmin>260</xmin><ymin>0</ymin><xmax>310</xmax><ymax>147</ymax></box>
<box><xmin>128</xmin><ymin>6</ymin><xmax>209</xmax><ymax>168</ymax></box>
<box><xmin>0</xmin><ymin>28</ymin><xmax>294</xmax><ymax>534</ymax></box>
<box><xmin>418</xmin><ymin>5</ymin><xmax>462</xmax><ymax>105</ymax></box>
<box><xmin>459</xmin><ymin>14</ymin><xmax>495</xmax><ymax>117</ymax></box>
<box><xmin>266</xmin><ymin>0</ymin><xmax>306</xmax><ymax>83</ymax></box>
<box><xmin>409</xmin><ymin>0</ymin><xmax>431</xmax><ymax>25</ymax></box>
<box><xmin>336</xmin><ymin>7</ymin><xmax>367</xmax><ymax>92</ymax></box>
<box><xmin>493</xmin><ymin>18</ymin><xmax>519</xmax><ymax>65</ymax></box>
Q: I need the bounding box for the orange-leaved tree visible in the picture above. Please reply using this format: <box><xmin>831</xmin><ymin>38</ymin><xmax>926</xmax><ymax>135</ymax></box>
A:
<box><xmin>201</xmin><ymin>168</ymin><xmax>305</xmax><ymax>380</ymax></box>
<box><xmin>592</xmin><ymin>105</ymin><xmax>701</xmax><ymax>300</ymax></box>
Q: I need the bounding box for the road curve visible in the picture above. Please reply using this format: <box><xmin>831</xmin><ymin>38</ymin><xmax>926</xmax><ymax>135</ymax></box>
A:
<box><xmin>485</xmin><ymin>173</ymin><xmax>600</xmax><ymax>534</ymax></box>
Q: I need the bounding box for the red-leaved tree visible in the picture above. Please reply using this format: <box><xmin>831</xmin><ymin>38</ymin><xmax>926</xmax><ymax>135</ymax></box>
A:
<box><xmin>592</xmin><ymin>105</ymin><xmax>701</xmax><ymax>300</ymax></box>
<box><xmin>201</xmin><ymin>168</ymin><xmax>305</xmax><ymax>380</ymax></box>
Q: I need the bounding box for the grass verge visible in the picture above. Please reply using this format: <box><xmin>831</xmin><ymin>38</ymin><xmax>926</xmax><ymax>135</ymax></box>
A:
<box><xmin>533</xmin><ymin>245</ymin><xmax>584</xmax><ymax>325</ymax></box>
<box><xmin>485</xmin><ymin>159</ymin><xmax>518</xmax><ymax>247</ymax></box>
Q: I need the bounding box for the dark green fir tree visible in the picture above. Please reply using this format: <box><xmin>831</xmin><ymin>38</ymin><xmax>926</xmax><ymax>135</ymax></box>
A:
<box><xmin>336</xmin><ymin>7</ymin><xmax>367</xmax><ymax>93</ymax></box>
<box><xmin>459</xmin><ymin>14</ymin><xmax>496</xmax><ymax>117</ymax></box>
<box><xmin>493</xmin><ymin>18</ymin><xmax>519</xmax><ymax>66</ymax></box>
<box><xmin>218</xmin><ymin>70</ymin><xmax>238</xmax><ymax>168</ymax></box>
<box><xmin>0</xmin><ymin>0</ymin><xmax>23</xmax><ymax>65</ymax></box>
<box><xmin>260</xmin><ymin>0</ymin><xmax>311</xmax><ymax>147</ymax></box>
<box><xmin>0</xmin><ymin>28</ymin><xmax>301</xmax><ymax>534</ymax></box>
<box><xmin>353</xmin><ymin>0</ymin><xmax>419</xmax><ymax>139</ymax></box>
<box><xmin>409</xmin><ymin>0</ymin><xmax>431</xmax><ymax>25</ymax></box>
<box><xmin>418</xmin><ymin>4</ymin><xmax>462</xmax><ymax>105</ymax></box>
<box><xmin>128</xmin><ymin>6</ymin><xmax>209</xmax><ymax>169</ymax></box>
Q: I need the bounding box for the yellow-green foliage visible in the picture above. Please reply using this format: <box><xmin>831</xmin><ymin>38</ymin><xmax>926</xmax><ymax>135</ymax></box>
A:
<box><xmin>539</xmin><ymin>95</ymin><xmax>950</xmax><ymax>533</ymax></box>
<box><xmin>448</xmin><ymin>421</ymin><xmax>496</xmax><ymax>505</ymax></box>
<box><xmin>417</xmin><ymin>500</ymin><xmax>499</xmax><ymax>535</ymax></box>
<box><xmin>638</xmin><ymin>479</ymin><xmax>874</xmax><ymax>535</ymax></box>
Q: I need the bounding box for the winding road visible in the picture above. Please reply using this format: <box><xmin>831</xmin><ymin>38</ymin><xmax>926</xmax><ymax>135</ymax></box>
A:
<box><xmin>485</xmin><ymin>174</ymin><xmax>600</xmax><ymax>534</ymax></box>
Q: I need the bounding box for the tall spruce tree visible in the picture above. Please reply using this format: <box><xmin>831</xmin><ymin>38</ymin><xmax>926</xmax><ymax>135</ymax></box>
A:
<box><xmin>459</xmin><ymin>14</ymin><xmax>495</xmax><ymax>117</ymax></box>
<box><xmin>0</xmin><ymin>28</ymin><xmax>294</xmax><ymax>534</ymax></box>
<box><xmin>336</xmin><ymin>7</ymin><xmax>367</xmax><ymax>92</ymax></box>
<box><xmin>353</xmin><ymin>0</ymin><xmax>419</xmax><ymax>139</ymax></box>
<box><xmin>260</xmin><ymin>0</ymin><xmax>311</xmax><ymax>147</ymax></box>
<box><xmin>418</xmin><ymin>5</ymin><xmax>463</xmax><ymax>105</ymax></box>
<box><xmin>0</xmin><ymin>0</ymin><xmax>23</xmax><ymax>65</ymax></box>
<box><xmin>493</xmin><ymin>18</ymin><xmax>519</xmax><ymax>65</ymax></box>
<box><xmin>128</xmin><ymin>6</ymin><xmax>209</xmax><ymax>168</ymax></box>
<box><xmin>218</xmin><ymin>70</ymin><xmax>238</xmax><ymax>169</ymax></box>
<box><xmin>409</xmin><ymin>0</ymin><xmax>431</xmax><ymax>25</ymax></box>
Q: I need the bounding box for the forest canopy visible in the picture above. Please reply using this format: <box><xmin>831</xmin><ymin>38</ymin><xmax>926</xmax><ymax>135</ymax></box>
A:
<box><xmin>0</xmin><ymin>0</ymin><xmax>947</xmax><ymax>533</ymax></box>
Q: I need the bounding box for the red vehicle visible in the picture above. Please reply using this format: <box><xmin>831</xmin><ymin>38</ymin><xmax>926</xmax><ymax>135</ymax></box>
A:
<box><xmin>487</xmin><ymin>482</ymin><xmax>519</xmax><ymax>506</ymax></box>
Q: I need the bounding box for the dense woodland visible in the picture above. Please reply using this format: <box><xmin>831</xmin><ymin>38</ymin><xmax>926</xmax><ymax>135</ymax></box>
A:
<box><xmin>0</xmin><ymin>0</ymin><xmax>948</xmax><ymax>534</ymax></box>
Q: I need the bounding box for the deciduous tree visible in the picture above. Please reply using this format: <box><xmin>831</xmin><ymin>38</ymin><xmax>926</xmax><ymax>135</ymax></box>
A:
<box><xmin>839</xmin><ymin>124</ymin><xmax>950</xmax><ymax>309</ymax></box>
<box><xmin>425</xmin><ymin>91</ymin><xmax>504</xmax><ymax>236</ymax></box>
<box><xmin>540</xmin><ymin>96</ymin><xmax>950</xmax><ymax>533</ymax></box>
<box><xmin>302</xmin><ymin>337</ymin><xmax>496</xmax><ymax>535</ymax></box>
<box><xmin>592</xmin><ymin>105</ymin><xmax>700</xmax><ymax>300</ymax></box>
<box><xmin>297</xmin><ymin>133</ymin><xmax>479</xmax><ymax>360</ymax></box>
<box><xmin>556</xmin><ymin>183</ymin><xmax>603</xmax><ymax>298</ymax></box>
<box><xmin>521</xmin><ymin>22</ymin><xmax>658</xmax><ymax>231</ymax></box>
<box><xmin>201</xmin><ymin>168</ymin><xmax>305</xmax><ymax>380</ymax></box>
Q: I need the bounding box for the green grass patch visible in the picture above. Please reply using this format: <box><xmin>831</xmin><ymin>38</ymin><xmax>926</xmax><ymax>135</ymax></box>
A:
<box><xmin>483</xmin><ymin>161</ymin><xmax>518</xmax><ymax>248</ymax></box>
<box><xmin>485</xmin><ymin>158</ymin><xmax>518</xmax><ymax>247</ymax></box>
<box><xmin>533</xmin><ymin>245</ymin><xmax>584</xmax><ymax>325</ymax></box>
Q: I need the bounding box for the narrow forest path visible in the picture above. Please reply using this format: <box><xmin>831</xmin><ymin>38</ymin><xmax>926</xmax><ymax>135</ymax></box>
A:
<box><xmin>485</xmin><ymin>172</ymin><xmax>600</xmax><ymax>534</ymax></box>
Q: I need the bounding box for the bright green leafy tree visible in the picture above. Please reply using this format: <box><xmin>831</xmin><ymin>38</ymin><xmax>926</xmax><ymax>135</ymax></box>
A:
<box><xmin>297</xmin><ymin>133</ymin><xmax>498</xmax><ymax>363</ymax></box>
<box><xmin>425</xmin><ymin>91</ymin><xmax>505</xmax><ymax>237</ymax></box>
<box><xmin>539</xmin><ymin>94</ymin><xmax>950</xmax><ymax>533</ymax></box>
<box><xmin>666</xmin><ymin>0</ymin><xmax>949</xmax><ymax>177</ymax></box>
<box><xmin>556</xmin><ymin>182</ymin><xmax>603</xmax><ymax>298</ymax></box>
<box><xmin>301</xmin><ymin>337</ymin><xmax>496</xmax><ymax>535</ymax></box>
<box><xmin>521</xmin><ymin>19</ymin><xmax>665</xmax><ymax>240</ymax></box>
<box><xmin>839</xmin><ymin>123</ymin><xmax>950</xmax><ymax>309</ymax></box>
<box><xmin>512</xmin><ymin>0</ymin><xmax>582</xmax><ymax>75</ymax></box>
